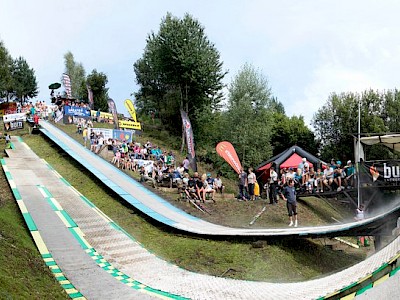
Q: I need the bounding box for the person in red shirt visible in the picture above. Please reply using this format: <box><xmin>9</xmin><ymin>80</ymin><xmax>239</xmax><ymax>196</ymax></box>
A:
<box><xmin>33</xmin><ymin>113</ymin><xmax>39</xmax><ymax>125</ymax></box>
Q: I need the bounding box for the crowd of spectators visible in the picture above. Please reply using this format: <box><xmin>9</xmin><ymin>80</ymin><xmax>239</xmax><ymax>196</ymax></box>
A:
<box><xmin>83</xmin><ymin>128</ymin><xmax>224</xmax><ymax>202</ymax></box>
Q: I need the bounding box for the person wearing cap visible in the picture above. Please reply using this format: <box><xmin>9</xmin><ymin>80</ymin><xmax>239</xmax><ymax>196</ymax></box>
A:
<box><xmin>333</xmin><ymin>160</ymin><xmax>344</xmax><ymax>191</ymax></box>
<box><xmin>344</xmin><ymin>160</ymin><xmax>355</xmax><ymax>188</ymax></box>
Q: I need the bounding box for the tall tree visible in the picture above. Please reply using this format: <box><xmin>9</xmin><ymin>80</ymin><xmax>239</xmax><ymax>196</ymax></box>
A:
<box><xmin>11</xmin><ymin>56</ymin><xmax>38</xmax><ymax>103</ymax></box>
<box><xmin>0</xmin><ymin>40</ymin><xmax>13</xmax><ymax>100</ymax></box>
<box><xmin>224</xmin><ymin>63</ymin><xmax>274</xmax><ymax>168</ymax></box>
<box><xmin>133</xmin><ymin>13</ymin><xmax>226</xmax><ymax>136</ymax></box>
<box><xmin>86</xmin><ymin>69</ymin><xmax>109</xmax><ymax>111</ymax></box>
<box><xmin>312</xmin><ymin>90</ymin><xmax>397</xmax><ymax>162</ymax></box>
<box><xmin>63</xmin><ymin>51</ymin><xmax>86</xmax><ymax>100</ymax></box>
<box><xmin>271</xmin><ymin>113</ymin><xmax>318</xmax><ymax>156</ymax></box>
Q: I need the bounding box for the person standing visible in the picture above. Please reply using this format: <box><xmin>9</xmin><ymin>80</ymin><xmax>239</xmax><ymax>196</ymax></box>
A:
<box><xmin>269</xmin><ymin>167</ymin><xmax>278</xmax><ymax>204</ymax></box>
<box><xmin>247</xmin><ymin>168</ymin><xmax>256</xmax><ymax>201</ymax></box>
<box><xmin>182</xmin><ymin>156</ymin><xmax>190</xmax><ymax>173</ymax></box>
<box><xmin>238</xmin><ymin>168</ymin><xmax>248</xmax><ymax>201</ymax></box>
<box><xmin>280</xmin><ymin>179</ymin><xmax>298</xmax><ymax>227</ymax></box>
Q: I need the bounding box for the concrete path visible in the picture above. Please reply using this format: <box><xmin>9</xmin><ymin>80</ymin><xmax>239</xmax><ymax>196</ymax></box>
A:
<box><xmin>39</xmin><ymin>120</ymin><xmax>400</xmax><ymax>238</ymax></box>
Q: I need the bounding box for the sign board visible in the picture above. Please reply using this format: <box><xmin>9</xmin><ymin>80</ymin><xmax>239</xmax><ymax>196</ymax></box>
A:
<box><xmin>64</xmin><ymin>105</ymin><xmax>91</xmax><ymax>117</ymax></box>
<box><xmin>88</xmin><ymin>128</ymin><xmax>113</xmax><ymax>140</ymax></box>
<box><xmin>118</xmin><ymin>120</ymin><xmax>141</xmax><ymax>130</ymax></box>
<box><xmin>3</xmin><ymin>113</ymin><xmax>27</xmax><ymax>123</ymax></box>
<box><xmin>4</xmin><ymin>120</ymin><xmax>24</xmax><ymax>131</ymax></box>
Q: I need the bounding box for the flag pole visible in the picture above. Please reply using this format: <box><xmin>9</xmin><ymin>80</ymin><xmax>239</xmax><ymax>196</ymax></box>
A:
<box><xmin>357</xmin><ymin>97</ymin><xmax>361</xmax><ymax>208</ymax></box>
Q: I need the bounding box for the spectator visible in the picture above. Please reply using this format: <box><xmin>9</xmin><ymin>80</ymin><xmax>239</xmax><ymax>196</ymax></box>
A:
<box><xmin>238</xmin><ymin>168</ymin><xmax>248</xmax><ymax>201</ymax></box>
<box><xmin>182</xmin><ymin>156</ymin><xmax>190</xmax><ymax>173</ymax></box>
<box><xmin>213</xmin><ymin>173</ymin><xmax>224</xmax><ymax>194</ymax></box>
<box><xmin>315</xmin><ymin>167</ymin><xmax>324</xmax><ymax>192</ymax></box>
<box><xmin>344</xmin><ymin>160</ymin><xmax>355</xmax><ymax>188</ymax></box>
<box><xmin>323</xmin><ymin>163</ymin><xmax>334</xmax><ymax>190</ymax></box>
<box><xmin>247</xmin><ymin>167</ymin><xmax>256</xmax><ymax>201</ymax></box>
<box><xmin>269</xmin><ymin>167</ymin><xmax>279</xmax><ymax>204</ymax></box>
<box><xmin>280</xmin><ymin>179</ymin><xmax>298</xmax><ymax>227</ymax></box>
<box><xmin>204</xmin><ymin>173</ymin><xmax>216</xmax><ymax>202</ymax></box>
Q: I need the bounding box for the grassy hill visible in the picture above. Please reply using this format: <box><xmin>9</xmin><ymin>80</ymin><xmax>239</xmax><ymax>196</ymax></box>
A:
<box><xmin>0</xmin><ymin>121</ymin><xmax>372</xmax><ymax>296</ymax></box>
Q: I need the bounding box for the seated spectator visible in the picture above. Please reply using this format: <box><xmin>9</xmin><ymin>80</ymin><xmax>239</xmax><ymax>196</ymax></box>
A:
<box><xmin>187</xmin><ymin>175</ymin><xmax>198</xmax><ymax>200</ymax></box>
<box><xmin>139</xmin><ymin>165</ymin><xmax>156</xmax><ymax>188</ymax></box>
<box><xmin>205</xmin><ymin>173</ymin><xmax>216</xmax><ymax>202</ymax></box>
<box><xmin>323</xmin><ymin>163</ymin><xmax>334</xmax><ymax>190</ymax></box>
<box><xmin>344</xmin><ymin>160</ymin><xmax>355</xmax><ymax>188</ymax></box>
<box><xmin>111</xmin><ymin>150</ymin><xmax>121</xmax><ymax>167</ymax></box>
<box><xmin>177</xmin><ymin>163</ymin><xmax>185</xmax><ymax>177</ymax></box>
<box><xmin>334</xmin><ymin>160</ymin><xmax>344</xmax><ymax>191</ymax></box>
<box><xmin>213</xmin><ymin>173</ymin><xmax>225</xmax><ymax>194</ymax></box>
<box><xmin>314</xmin><ymin>167</ymin><xmax>324</xmax><ymax>192</ymax></box>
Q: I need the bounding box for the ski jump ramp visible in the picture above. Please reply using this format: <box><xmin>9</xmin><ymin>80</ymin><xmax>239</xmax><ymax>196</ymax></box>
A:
<box><xmin>3</xmin><ymin>120</ymin><xmax>398</xmax><ymax>299</ymax></box>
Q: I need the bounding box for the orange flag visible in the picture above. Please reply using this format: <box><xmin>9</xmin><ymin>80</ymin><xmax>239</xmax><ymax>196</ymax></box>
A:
<box><xmin>216</xmin><ymin>141</ymin><xmax>242</xmax><ymax>174</ymax></box>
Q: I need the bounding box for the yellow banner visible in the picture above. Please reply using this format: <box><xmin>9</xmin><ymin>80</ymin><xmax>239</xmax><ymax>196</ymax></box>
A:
<box><xmin>90</xmin><ymin>110</ymin><xmax>113</xmax><ymax>119</ymax></box>
<box><xmin>124</xmin><ymin>99</ymin><xmax>138</xmax><ymax>122</ymax></box>
<box><xmin>118</xmin><ymin>120</ymin><xmax>142</xmax><ymax>130</ymax></box>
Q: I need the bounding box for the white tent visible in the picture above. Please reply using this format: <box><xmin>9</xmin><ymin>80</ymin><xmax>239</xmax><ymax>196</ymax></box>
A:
<box><xmin>356</xmin><ymin>134</ymin><xmax>400</xmax><ymax>161</ymax></box>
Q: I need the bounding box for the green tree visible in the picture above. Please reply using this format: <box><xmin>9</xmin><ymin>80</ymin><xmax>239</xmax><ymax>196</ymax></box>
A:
<box><xmin>86</xmin><ymin>69</ymin><xmax>109</xmax><ymax>111</ymax></box>
<box><xmin>11</xmin><ymin>56</ymin><xmax>38</xmax><ymax>103</ymax></box>
<box><xmin>133</xmin><ymin>12</ymin><xmax>226</xmax><ymax>136</ymax></box>
<box><xmin>0</xmin><ymin>40</ymin><xmax>13</xmax><ymax>100</ymax></box>
<box><xmin>224</xmin><ymin>63</ymin><xmax>274</xmax><ymax>168</ymax></box>
<box><xmin>63</xmin><ymin>51</ymin><xmax>86</xmax><ymax>100</ymax></box>
<box><xmin>312</xmin><ymin>90</ymin><xmax>396</xmax><ymax>162</ymax></box>
<box><xmin>271</xmin><ymin>113</ymin><xmax>318</xmax><ymax>156</ymax></box>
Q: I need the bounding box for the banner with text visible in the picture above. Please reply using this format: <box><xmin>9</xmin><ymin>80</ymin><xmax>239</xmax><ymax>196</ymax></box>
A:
<box><xmin>180</xmin><ymin>110</ymin><xmax>197</xmax><ymax>172</ymax></box>
<box><xmin>216</xmin><ymin>141</ymin><xmax>242</xmax><ymax>174</ymax></box>
<box><xmin>107</xmin><ymin>98</ymin><xmax>119</xmax><ymax>129</ymax></box>
<box><xmin>64</xmin><ymin>105</ymin><xmax>91</xmax><ymax>117</ymax></box>
<box><xmin>363</xmin><ymin>160</ymin><xmax>400</xmax><ymax>187</ymax></box>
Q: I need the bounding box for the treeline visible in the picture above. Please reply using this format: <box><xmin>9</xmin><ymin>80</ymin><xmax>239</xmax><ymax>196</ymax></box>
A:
<box><xmin>0</xmin><ymin>41</ymin><xmax>38</xmax><ymax>103</ymax></box>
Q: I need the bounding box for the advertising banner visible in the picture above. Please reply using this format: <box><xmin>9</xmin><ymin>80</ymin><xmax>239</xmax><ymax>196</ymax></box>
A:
<box><xmin>3</xmin><ymin>112</ymin><xmax>27</xmax><ymax>123</ymax></box>
<box><xmin>123</xmin><ymin>99</ymin><xmax>141</xmax><ymax>130</ymax></box>
<box><xmin>180</xmin><ymin>110</ymin><xmax>197</xmax><ymax>171</ymax></box>
<box><xmin>89</xmin><ymin>128</ymin><xmax>113</xmax><ymax>140</ymax></box>
<box><xmin>113</xmin><ymin>129</ymin><xmax>134</xmax><ymax>143</ymax></box>
<box><xmin>63</xmin><ymin>73</ymin><xmax>72</xmax><ymax>98</ymax></box>
<box><xmin>64</xmin><ymin>105</ymin><xmax>91</xmax><ymax>117</ymax></box>
<box><xmin>63</xmin><ymin>115</ymin><xmax>91</xmax><ymax>125</ymax></box>
<box><xmin>118</xmin><ymin>120</ymin><xmax>141</xmax><ymax>130</ymax></box>
<box><xmin>363</xmin><ymin>160</ymin><xmax>400</xmax><ymax>187</ymax></box>
<box><xmin>216</xmin><ymin>141</ymin><xmax>242</xmax><ymax>174</ymax></box>
<box><xmin>0</xmin><ymin>102</ymin><xmax>17</xmax><ymax>116</ymax></box>
<box><xmin>107</xmin><ymin>98</ymin><xmax>119</xmax><ymax>129</ymax></box>
<box><xmin>87</xmin><ymin>85</ymin><xmax>94</xmax><ymax>110</ymax></box>
<box><xmin>4</xmin><ymin>120</ymin><xmax>24</xmax><ymax>131</ymax></box>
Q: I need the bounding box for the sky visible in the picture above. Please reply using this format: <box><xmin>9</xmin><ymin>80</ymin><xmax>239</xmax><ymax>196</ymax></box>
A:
<box><xmin>1</xmin><ymin>0</ymin><xmax>400</xmax><ymax>127</ymax></box>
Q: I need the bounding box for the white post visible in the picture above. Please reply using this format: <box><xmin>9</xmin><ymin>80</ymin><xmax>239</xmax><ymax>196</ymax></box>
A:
<box><xmin>357</xmin><ymin>98</ymin><xmax>361</xmax><ymax>208</ymax></box>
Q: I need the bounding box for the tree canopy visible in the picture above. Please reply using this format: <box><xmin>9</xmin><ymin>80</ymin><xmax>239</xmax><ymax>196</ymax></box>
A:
<box><xmin>133</xmin><ymin>12</ymin><xmax>226</xmax><ymax>135</ymax></box>
<box><xmin>86</xmin><ymin>69</ymin><xmax>109</xmax><ymax>111</ymax></box>
<box><xmin>63</xmin><ymin>51</ymin><xmax>86</xmax><ymax>100</ymax></box>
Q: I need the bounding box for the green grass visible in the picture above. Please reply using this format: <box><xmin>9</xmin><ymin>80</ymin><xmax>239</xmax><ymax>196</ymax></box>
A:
<box><xmin>0</xmin><ymin>130</ymin><xmax>68</xmax><ymax>298</ymax></box>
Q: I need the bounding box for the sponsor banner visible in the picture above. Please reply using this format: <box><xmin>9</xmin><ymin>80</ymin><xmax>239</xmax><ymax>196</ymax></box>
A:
<box><xmin>90</xmin><ymin>110</ymin><xmax>114</xmax><ymax>119</ymax></box>
<box><xmin>113</xmin><ymin>129</ymin><xmax>134</xmax><ymax>143</ymax></box>
<box><xmin>55</xmin><ymin>109</ymin><xmax>63</xmax><ymax>123</ymax></box>
<box><xmin>216</xmin><ymin>141</ymin><xmax>242</xmax><ymax>174</ymax></box>
<box><xmin>118</xmin><ymin>119</ymin><xmax>141</xmax><ymax>130</ymax></box>
<box><xmin>124</xmin><ymin>99</ymin><xmax>139</xmax><ymax>122</ymax></box>
<box><xmin>63</xmin><ymin>115</ymin><xmax>91</xmax><ymax>125</ymax></box>
<box><xmin>107</xmin><ymin>98</ymin><xmax>119</xmax><ymax>129</ymax></box>
<box><xmin>363</xmin><ymin>160</ymin><xmax>400</xmax><ymax>186</ymax></box>
<box><xmin>87</xmin><ymin>85</ymin><xmax>94</xmax><ymax>110</ymax></box>
<box><xmin>64</xmin><ymin>105</ymin><xmax>91</xmax><ymax>117</ymax></box>
<box><xmin>4</xmin><ymin>120</ymin><xmax>24</xmax><ymax>131</ymax></box>
<box><xmin>89</xmin><ymin>128</ymin><xmax>113</xmax><ymax>140</ymax></box>
<box><xmin>3</xmin><ymin>112</ymin><xmax>27</xmax><ymax>123</ymax></box>
<box><xmin>180</xmin><ymin>110</ymin><xmax>197</xmax><ymax>172</ymax></box>
<box><xmin>63</xmin><ymin>73</ymin><xmax>72</xmax><ymax>98</ymax></box>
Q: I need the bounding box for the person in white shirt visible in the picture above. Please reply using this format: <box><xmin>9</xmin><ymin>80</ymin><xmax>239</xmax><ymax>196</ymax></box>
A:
<box><xmin>247</xmin><ymin>168</ymin><xmax>256</xmax><ymax>201</ymax></box>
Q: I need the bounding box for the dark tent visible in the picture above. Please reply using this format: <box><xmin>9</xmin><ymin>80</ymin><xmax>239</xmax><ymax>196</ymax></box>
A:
<box><xmin>255</xmin><ymin>145</ymin><xmax>324</xmax><ymax>185</ymax></box>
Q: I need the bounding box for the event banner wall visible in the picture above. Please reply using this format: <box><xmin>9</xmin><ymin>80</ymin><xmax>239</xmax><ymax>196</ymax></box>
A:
<box><xmin>64</xmin><ymin>105</ymin><xmax>91</xmax><ymax>117</ymax></box>
<box><xmin>89</xmin><ymin>128</ymin><xmax>134</xmax><ymax>143</ymax></box>
<box><xmin>63</xmin><ymin>115</ymin><xmax>91</xmax><ymax>125</ymax></box>
<box><xmin>363</xmin><ymin>160</ymin><xmax>400</xmax><ymax>186</ymax></box>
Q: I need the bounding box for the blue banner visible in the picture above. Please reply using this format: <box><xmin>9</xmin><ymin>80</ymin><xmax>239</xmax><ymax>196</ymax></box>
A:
<box><xmin>64</xmin><ymin>105</ymin><xmax>91</xmax><ymax>117</ymax></box>
<box><xmin>113</xmin><ymin>130</ymin><xmax>133</xmax><ymax>143</ymax></box>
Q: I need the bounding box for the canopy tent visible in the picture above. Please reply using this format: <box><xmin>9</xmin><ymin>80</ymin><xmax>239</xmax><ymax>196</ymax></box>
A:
<box><xmin>255</xmin><ymin>145</ymin><xmax>323</xmax><ymax>184</ymax></box>
<box><xmin>354</xmin><ymin>134</ymin><xmax>400</xmax><ymax>162</ymax></box>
